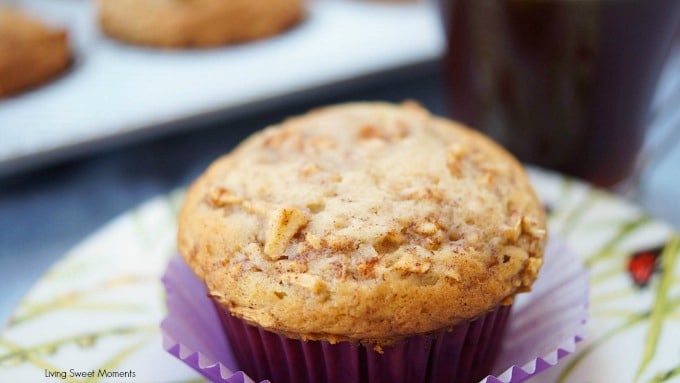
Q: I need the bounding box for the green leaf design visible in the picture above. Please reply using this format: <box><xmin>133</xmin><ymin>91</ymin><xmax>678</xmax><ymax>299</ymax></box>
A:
<box><xmin>590</xmin><ymin>285</ymin><xmax>638</xmax><ymax>304</ymax></box>
<box><xmin>0</xmin><ymin>325</ymin><xmax>155</xmax><ymax>367</ymax></box>
<box><xmin>0</xmin><ymin>338</ymin><xmax>63</xmax><ymax>372</ymax></box>
<box><xmin>634</xmin><ymin>235</ymin><xmax>680</xmax><ymax>381</ymax></box>
<box><xmin>648</xmin><ymin>363</ymin><xmax>680</xmax><ymax>383</ymax></box>
<box><xmin>557</xmin><ymin>295</ymin><xmax>680</xmax><ymax>382</ymax></box>
<box><xmin>591</xmin><ymin>308</ymin><xmax>640</xmax><ymax>318</ymax></box>
<box><xmin>557</xmin><ymin>310</ymin><xmax>646</xmax><ymax>383</ymax></box>
<box><xmin>589</xmin><ymin>255</ymin><xmax>633</xmax><ymax>285</ymax></box>
<box><xmin>9</xmin><ymin>275</ymin><xmax>153</xmax><ymax>327</ymax></box>
<box><xmin>584</xmin><ymin>216</ymin><xmax>652</xmax><ymax>268</ymax></box>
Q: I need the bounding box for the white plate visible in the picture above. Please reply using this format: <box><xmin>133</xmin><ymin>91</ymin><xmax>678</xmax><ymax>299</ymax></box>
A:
<box><xmin>1</xmin><ymin>168</ymin><xmax>679</xmax><ymax>383</ymax></box>
<box><xmin>0</xmin><ymin>0</ymin><xmax>444</xmax><ymax>176</ymax></box>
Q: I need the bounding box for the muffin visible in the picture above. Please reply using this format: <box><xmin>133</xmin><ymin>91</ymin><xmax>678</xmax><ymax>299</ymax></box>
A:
<box><xmin>177</xmin><ymin>102</ymin><xmax>547</xmax><ymax>383</ymax></box>
<box><xmin>97</xmin><ymin>0</ymin><xmax>305</xmax><ymax>48</ymax></box>
<box><xmin>0</xmin><ymin>7</ymin><xmax>70</xmax><ymax>98</ymax></box>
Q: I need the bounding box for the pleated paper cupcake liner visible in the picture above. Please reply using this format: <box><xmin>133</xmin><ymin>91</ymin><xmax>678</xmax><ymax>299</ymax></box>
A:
<box><xmin>213</xmin><ymin>298</ymin><xmax>510</xmax><ymax>383</ymax></box>
<box><xmin>161</xmin><ymin>236</ymin><xmax>588</xmax><ymax>383</ymax></box>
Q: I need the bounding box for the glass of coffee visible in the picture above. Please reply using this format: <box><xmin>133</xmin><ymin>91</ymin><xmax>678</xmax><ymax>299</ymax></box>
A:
<box><xmin>440</xmin><ymin>0</ymin><xmax>680</xmax><ymax>187</ymax></box>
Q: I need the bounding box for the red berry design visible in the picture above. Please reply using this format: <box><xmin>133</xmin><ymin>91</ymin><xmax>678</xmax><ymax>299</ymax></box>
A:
<box><xmin>627</xmin><ymin>247</ymin><xmax>662</xmax><ymax>287</ymax></box>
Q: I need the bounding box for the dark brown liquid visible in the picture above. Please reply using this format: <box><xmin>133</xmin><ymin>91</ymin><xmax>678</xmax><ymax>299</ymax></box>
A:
<box><xmin>443</xmin><ymin>0</ymin><xmax>680</xmax><ymax>187</ymax></box>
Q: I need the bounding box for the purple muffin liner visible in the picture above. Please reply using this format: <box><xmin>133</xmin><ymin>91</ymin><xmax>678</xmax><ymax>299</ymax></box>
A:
<box><xmin>161</xmin><ymin>236</ymin><xmax>588</xmax><ymax>383</ymax></box>
<box><xmin>214</xmin><ymin>298</ymin><xmax>510</xmax><ymax>383</ymax></box>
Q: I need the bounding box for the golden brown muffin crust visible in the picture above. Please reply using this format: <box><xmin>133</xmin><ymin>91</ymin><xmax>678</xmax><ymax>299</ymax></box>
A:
<box><xmin>97</xmin><ymin>0</ymin><xmax>305</xmax><ymax>48</ymax></box>
<box><xmin>0</xmin><ymin>8</ymin><xmax>70</xmax><ymax>98</ymax></box>
<box><xmin>178</xmin><ymin>102</ymin><xmax>547</xmax><ymax>344</ymax></box>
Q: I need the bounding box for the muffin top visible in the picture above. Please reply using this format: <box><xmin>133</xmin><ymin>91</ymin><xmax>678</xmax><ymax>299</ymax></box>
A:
<box><xmin>178</xmin><ymin>102</ymin><xmax>546</xmax><ymax>344</ymax></box>
<box><xmin>0</xmin><ymin>8</ymin><xmax>64</xmax><ymax>46</ymax></box>
<box><xmin>0</xmin><ymin>8</ymin><xmax>70</xmax><ymax>98</ymax></box>
<box><xmin>97</xmin><ymin>0</ymin><xmax>304</xmax><ymax>48</ymax></box>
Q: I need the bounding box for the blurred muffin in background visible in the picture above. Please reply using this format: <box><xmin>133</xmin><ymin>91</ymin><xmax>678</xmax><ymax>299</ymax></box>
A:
<box><xmin>0</xmin><ymin>7</ymin><xmax>70</xmax><ymax>98</ymax></box>
<box><xmin>97</xmin><ymin>0</ymin><xmax>305</xmax><ymax>48</ymax></box>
